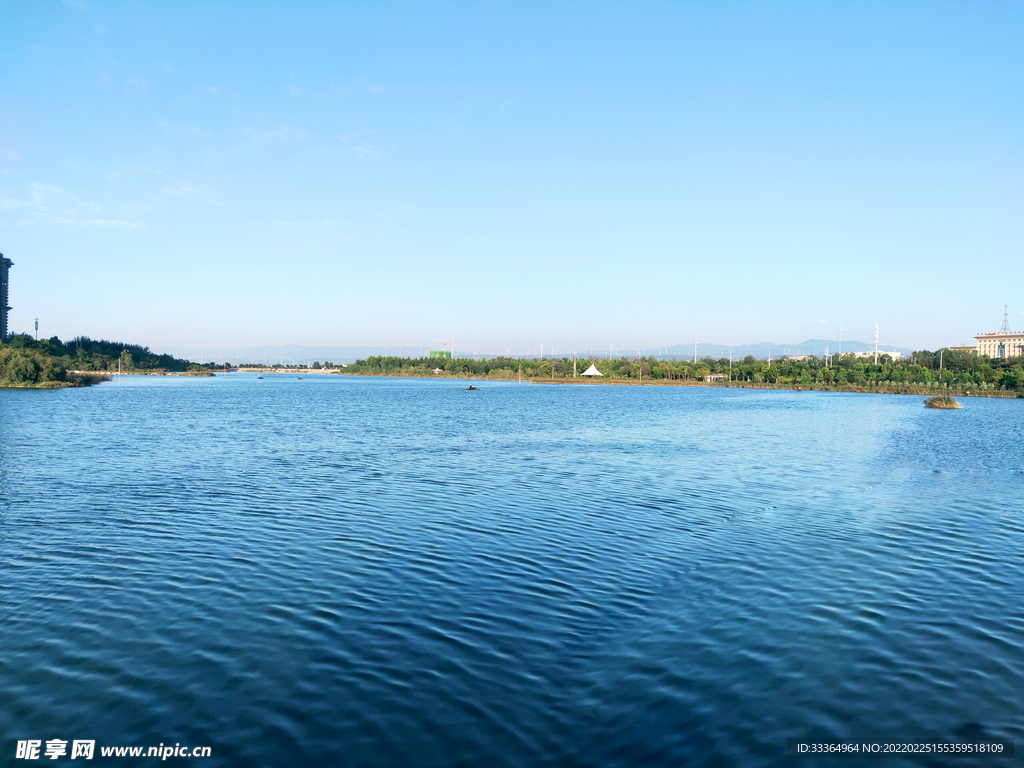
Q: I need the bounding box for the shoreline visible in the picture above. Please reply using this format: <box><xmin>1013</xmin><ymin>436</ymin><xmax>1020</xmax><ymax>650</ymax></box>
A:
<box><xmin>333</xmin><ymin>371</ymin><xmax>1021</xmax><ymax>398</ymax></box>
<box><xmin>0</xmin><ymin>372</ymin><xmax>109</xmax><ymax>390</ymax></box>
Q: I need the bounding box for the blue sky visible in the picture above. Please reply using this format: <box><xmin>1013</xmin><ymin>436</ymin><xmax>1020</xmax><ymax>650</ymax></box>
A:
<box><xmin>1</xmin><ymin>1</ymin><xmax>1021</xmax><ymax>354</ymax></box>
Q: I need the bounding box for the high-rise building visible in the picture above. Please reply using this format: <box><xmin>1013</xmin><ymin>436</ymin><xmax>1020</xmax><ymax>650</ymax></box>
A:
<box><xmin>0</xmin><ymin>252</ymin><xmax>12</xmax><ymax>342</ymax></box>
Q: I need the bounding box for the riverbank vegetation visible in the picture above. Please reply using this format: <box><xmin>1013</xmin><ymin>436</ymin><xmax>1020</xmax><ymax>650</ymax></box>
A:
<box><xmin>341</xmin><ymin>349</ymin><xmax>1024</xmax><ymax>396</ymax></box>
<box><xmin>0</xmin><ymin>346</ymin><xmax>110</xmax><ymax>388</ymax></box>
<box><xmin>925</xmin><ymin>395</ymin><xmax>961</xmax><ymax>409</ymax></box>
<box><xmin>0</xmin><ymin>333</ymin><xmax>199</xmax><ymax>388</ymax></box>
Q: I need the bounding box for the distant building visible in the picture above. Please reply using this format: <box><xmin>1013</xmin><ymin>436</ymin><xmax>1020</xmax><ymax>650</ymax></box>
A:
<box><xmin>0</xmin><ymin>252</ymin><xmax>11</xmax><ymax>342</ymax></box>
<box><xmin>851</xmin><ymin>350</ymin><xmax>902</xmax><ymax>361</ymax></box>
<box><xmin>704</xmin><ymin>373</ymin><xmax>726</xmax><ymax>381</ymax></box>
<box><xmin>429</xmin><ymin>350</ymin><xmax>452</xmax><ymax>359</ymax></box>
<box><xmin>975</xmin><ymin>332</ymin><xmax>1024</xmax><ymax>359</ymax></box>
<box><xmin>580</xmin><ymin>364</ymin><xmax>603</xmax><ymax>377</ymax></box>
<box><xmin>972</xmin><ymin>306</ymin><xmax>1024</xmax><ymax>359</ymax></box>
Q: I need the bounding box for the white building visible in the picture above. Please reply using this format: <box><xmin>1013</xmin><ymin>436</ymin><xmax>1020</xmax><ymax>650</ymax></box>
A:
<box><xmin>972</xmin><ymin>306</ymin><xmax>1024</xmax><ymax>359</ymax></box>
<box><xmin>851</xmin><ymin>350</ymin><xmax>902</xmax><ymax>361</ymax></box>
<box><xmin>974</xmin><ymin>332</ymin><xmax>1024</xmax><ymax>359</ymax></box>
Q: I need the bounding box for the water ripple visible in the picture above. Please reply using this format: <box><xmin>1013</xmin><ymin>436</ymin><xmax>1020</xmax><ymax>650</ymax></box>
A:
<box><xmin>1</xmin><ymin>378</ymin><xmax>1022</xmax><ymax>766</ymax></box>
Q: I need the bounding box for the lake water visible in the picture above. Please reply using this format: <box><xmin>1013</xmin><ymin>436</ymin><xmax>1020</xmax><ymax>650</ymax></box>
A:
<box><xmin>2</xmin><ymin>375</ymin><xmax>1022</xmax><ymax>766</ymax></box>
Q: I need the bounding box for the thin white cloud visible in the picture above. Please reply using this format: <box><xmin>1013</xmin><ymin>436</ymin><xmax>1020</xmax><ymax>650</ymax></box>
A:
<box><xmin>30</xmin><ymin>183</ymin><xmax>65</xmax><ymax>205</ymax></box>
<box><xmin>17</xmin><ymin>183</ymin><xmax>144</xmax><ymax>227</ymax></box>
<box><xmin>244</xmin><ymin>126</ymin><xmax>309</xmax><ymax>146</ymax></box>
<box><xmin>85</xmin><ymin>218</ymin><xmax>143</xmax><ymax>228</ymax></box>
<box><xmin>61</xmin><ymin>0</ymin><xmax>88</xmax><ymax>9</ymax></box>
<box><xmin>353</xmin><ymin>144</ymin><xmax>379</xmax><ymax>159</ymax></box>
<box><xmin>352</xmin><ymin>78</ymin><xmax>384</xmax><ymax>94</ymax></box>
<box><xmin>126</xmin><ymin>76</ymin><xmax>150</xmax><ymax>92</ymax></box>
<box><xmin>819</xmin><ymin>318</ymin><xmax>827</xmax><ymax>323</ymax></box>
<box><xmin>329</xmin><ymin>79</ymin><xmax>386</xmax><ymax>97</ymax></box>
<box><xmin>169</xmin><ymin>179</ymin><xmax>223</xmax><ymax>206</ymax></box>
<box><xmin>159</xmin><ymin>119</ymin><xmax>210</xmax><ymax>136</ymax></box>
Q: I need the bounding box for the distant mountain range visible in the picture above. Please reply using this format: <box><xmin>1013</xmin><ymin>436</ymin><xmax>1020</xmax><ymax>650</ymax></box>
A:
<box><xmin>659</xmin><ymin>338</ymin><xmax>912</xmax><ymax>361</ymax></box>
<box><xmin>161</xmin><ymin>338</ymin><xmax>912</xmax><ymax>365</ymax></box>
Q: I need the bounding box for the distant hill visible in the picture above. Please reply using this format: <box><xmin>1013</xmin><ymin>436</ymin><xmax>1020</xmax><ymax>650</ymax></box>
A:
<box><xmin>659</xmin><ymin>338</ymin><xmax>912</xmax><ymax>361</ymax></box>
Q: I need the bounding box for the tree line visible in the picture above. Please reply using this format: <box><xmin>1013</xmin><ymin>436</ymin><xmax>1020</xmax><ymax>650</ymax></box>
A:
<box><xmin>342</xmin><ymin>349</ymin><xmax>1024</xmax><ymax>393</ymax></box>
<box><xmin>0</xmin><ymin>333</ymin><xmax>202</xmax><ymax>385</ymax></box>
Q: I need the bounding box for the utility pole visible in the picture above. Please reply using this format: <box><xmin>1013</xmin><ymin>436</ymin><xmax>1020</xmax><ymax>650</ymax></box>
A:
<box><xmin>825</xmin><ymin>345</ymin><xmax>830</xmax><ymax>368</ymax></box>
<box><xmin>573</xmin><ymin>351</ymin><xmax>577</xmax><ymax>378</ymax></box>
<box><xmin>34</xmin><ymin>318</ymin><xmax>38</xmax><ymax>341</ymax></box>
<box><xmin>838</xmin><ymin>325</ymin><xmax>843</xmax><ymax>355</ymax></box>
<box><xmin>768</xmin><ymin>347</ymin><xmax>771</xmax><ymax>368</ymax></box>
<box><xmin>729</xmin><ymin>348</ymin><xmax>732</xmax><ymax>382</ymax></box>
<box><xmin>939</xmin><ymin>349</ymin><xmax>943</xmax><ymax>370</ymax></box>
<box><xmin>694</xmin><ymin>335</ymin><xmax>698</xmax><ymax>364</ymax></box>
<box><xmin>874</xmin><ymin>323</ymin><xmax>879</xmax><ymax>364</ymax></box>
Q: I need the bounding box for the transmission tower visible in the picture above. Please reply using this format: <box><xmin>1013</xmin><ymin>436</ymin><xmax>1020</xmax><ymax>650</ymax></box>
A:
<box><xmin>1000</xmin><ymin>304</ymin><xmax>1011</xmax><ymax>334</ymax></box>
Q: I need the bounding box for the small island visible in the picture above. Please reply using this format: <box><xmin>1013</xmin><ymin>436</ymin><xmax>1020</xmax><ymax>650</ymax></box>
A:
<box><xmin>925</xmin><ymin>395</ymin><xmax>962</xmax><ymax>409</ymax></box>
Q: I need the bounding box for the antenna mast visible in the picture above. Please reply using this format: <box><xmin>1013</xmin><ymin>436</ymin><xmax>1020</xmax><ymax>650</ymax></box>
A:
<box><xmin>1000</xmin><ymin>304</ymin><xmax>1011</xmax><ymax>334</ymax></box>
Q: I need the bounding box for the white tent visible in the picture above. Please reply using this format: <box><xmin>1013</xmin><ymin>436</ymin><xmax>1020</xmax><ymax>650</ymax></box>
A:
<box><xmin>581</xmin><ymin>364</ymin><xmax>603</xmax><ymax>377</ymax></box>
